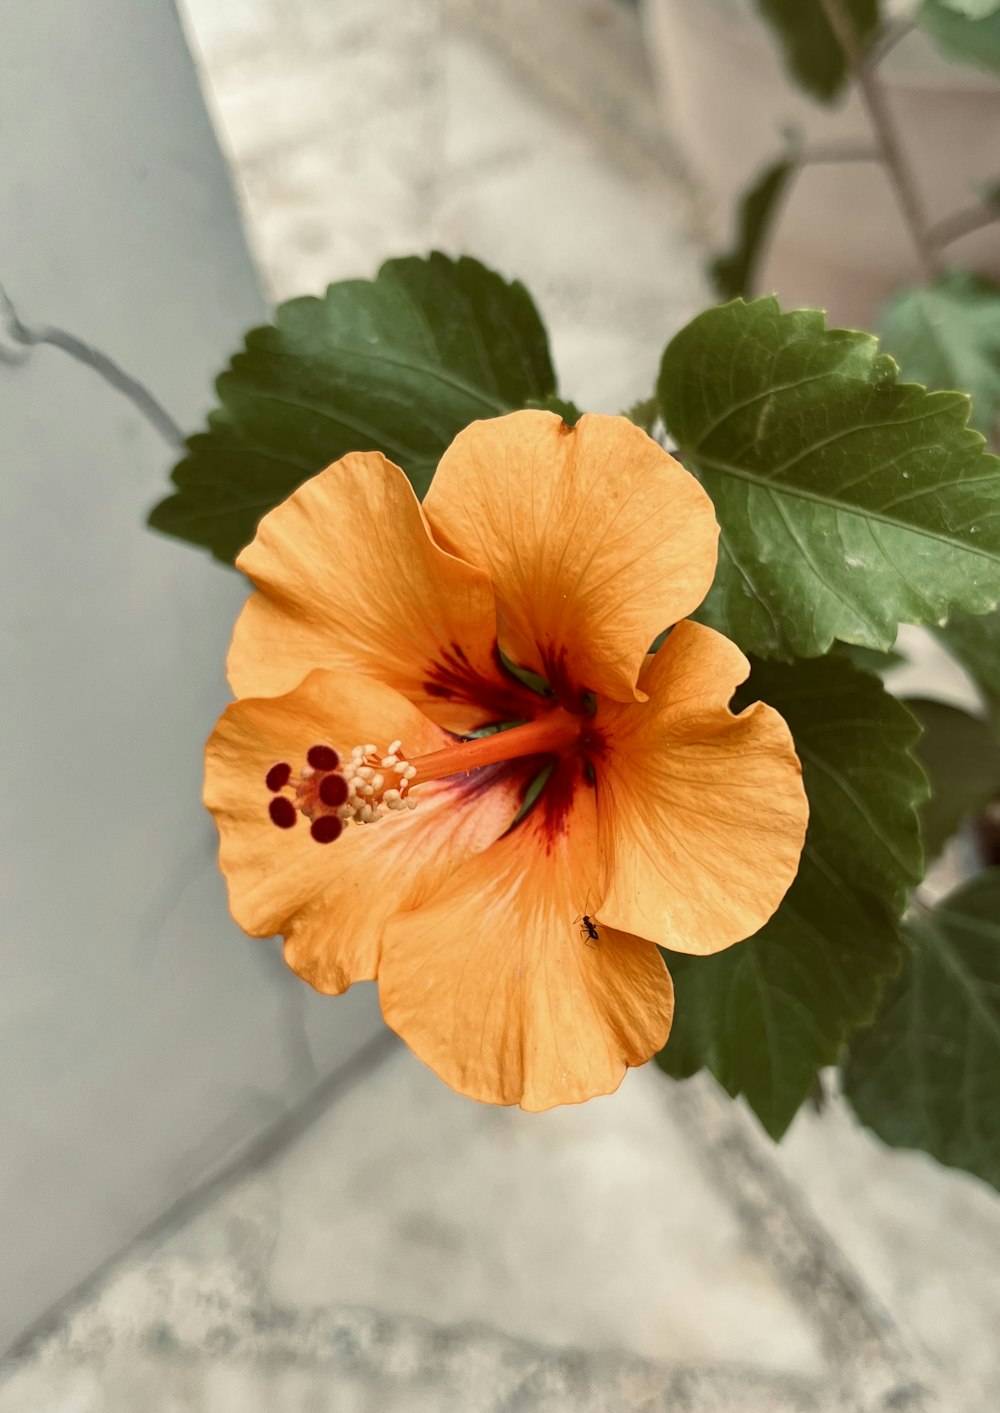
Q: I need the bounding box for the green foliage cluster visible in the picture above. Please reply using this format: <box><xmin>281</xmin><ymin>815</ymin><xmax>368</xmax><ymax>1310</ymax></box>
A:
<box><xmin>843</xmin><ymin>870</ymin><xmax>1000</xmax><ymax>1191</ymax></box>
<box><xmin>148</xmin><ymin>252</ymin><xmax>1000</xmax><ymax>1189</ymax></box>
<box><xmin>919</xmin><ymin>0</ymin><xmax>1000</xmax><ymax>70</ymax></box>
<box><xmin>712</xmin><ymin>4</ymin><xmax>1000</xmax><ymax>461</ymax></box>
<box><xmin>880</xmin><ymin>274</ymin><xmax>1000</xmax><ymax>436</ymax></box>
<box><xmin>655</xmin><ymin>296</ymin><xmax>1000</xmax><ymax>1161</ymax></box>
<box><xmin>694</xmin><ymin>1</ymin><xmax>1000</xmax><ymax>1181</ymax></box>
<box><xmin>756</xmin><ymin>0</ymin><xmax>1000</xmax><ymax>93</ymax></box>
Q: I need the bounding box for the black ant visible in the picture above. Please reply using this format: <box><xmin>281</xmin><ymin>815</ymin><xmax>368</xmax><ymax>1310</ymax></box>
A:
<box><xmin>575</xmin><ymin>913</ymin><xmax>600</xmax><ymax>948</ymax></box>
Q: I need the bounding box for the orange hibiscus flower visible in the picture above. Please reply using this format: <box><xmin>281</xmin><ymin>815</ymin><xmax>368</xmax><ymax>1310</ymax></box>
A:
<box><xmin>205</xmin><ymin>411</ymin><xmax>808</xmax><ymax>1110</ymax></box>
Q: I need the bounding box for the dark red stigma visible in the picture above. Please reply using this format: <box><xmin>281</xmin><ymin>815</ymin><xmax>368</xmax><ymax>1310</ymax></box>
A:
<box><xmin>265</xmin><ymin>745</ymin><xmax>349</xmax><ymax>842</ymax></box>
<box><xmin>310</xmin><ymin>815</ymin><xmax>343</xmax><ymax>844</ymax></box>
<box><xmin>269</xmin><ymin>796</ymin><xmax>297</xmax><ymax>829</ymax></box>
<box><xmin>319</xmin><ymin>773</ymin><xmax>349</xmax><ymax>807</ymax></box>
<box><xmin>307</xmin><ymin>744</ymin><xmax>340</xmax><ymax>771</ymax></box>
<box><xmin>265</xmin><ymin>762</ymin><xmax>292</xmax><ymax>792</ymax></box>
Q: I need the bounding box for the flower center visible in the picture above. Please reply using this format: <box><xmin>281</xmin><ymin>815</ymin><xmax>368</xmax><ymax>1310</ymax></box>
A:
<box><xmin>264</xmin><ymin>708</ymin><xmax>589</xmax><ymax>845</ymax></box>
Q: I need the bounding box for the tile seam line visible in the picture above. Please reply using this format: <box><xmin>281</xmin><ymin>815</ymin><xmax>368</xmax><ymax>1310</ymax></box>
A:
<box><xmin>2</xmin><ymin>1029</ymin><xmax>401</xmax><ymax>1363</ymax></box>
<box><xmin>5</xmin><ymin>1297</ymin><xmax>847</xmax><ymax>1413</ymax></box>
<box><xmin>666</xmin><ymin>1077</ymin><xmax>946</xmax><ymax>1412</ymax></box>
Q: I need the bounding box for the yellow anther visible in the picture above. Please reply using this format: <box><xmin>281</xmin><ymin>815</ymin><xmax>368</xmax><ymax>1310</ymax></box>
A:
<box><xmin>335</xmin><ymin>738</ymin><xmax>417</xmax><ymax>825</ymax></box>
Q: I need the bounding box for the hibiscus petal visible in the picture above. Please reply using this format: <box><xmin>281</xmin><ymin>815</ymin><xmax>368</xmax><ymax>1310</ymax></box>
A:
<box><xmin>596</xmin><ymin>620</ymin><xmax>808</xmax><ymax>955</ymax></box>
<box><xmin>228</xmin><ymin>452</ymin><xmax>539</xmax><ymax>732</ymax></box>
<box><xmin>423</xmin><ymin>411</ymin><xmax>719</xmax><ymax>705</ymax></box>
<box><xmin>205</xmin><ymin>669</ymin><xmax>526</xmax><ymax>993</ymax></box>
<box><xmin>379</xmin><ymin>761</ymin><xmax>674</xmax><ymax>1110</ymax></box>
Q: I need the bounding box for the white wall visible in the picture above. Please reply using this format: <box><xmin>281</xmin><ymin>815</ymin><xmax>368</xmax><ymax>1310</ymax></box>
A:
<box><xmin>0</xmin><ymin>0</ymin><xmax>383</xmax><ymax>1351</ymax></box>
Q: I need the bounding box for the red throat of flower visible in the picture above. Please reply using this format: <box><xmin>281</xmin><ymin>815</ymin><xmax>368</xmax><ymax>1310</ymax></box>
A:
<box><xmin>264</xmin><ymin>708</ymin><xmax>591</xmax><ymax>844</ymax></box>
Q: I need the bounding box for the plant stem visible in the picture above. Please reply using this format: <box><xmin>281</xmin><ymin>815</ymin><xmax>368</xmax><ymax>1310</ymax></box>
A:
<box><xmin>818</xmin><ymin>0</ymin><xmax>941</xmax><ymax>281</ymax></box>
<box><xmin>868</xmin><ymin>15</ymin><xmax>916</xmax><ymax>66</ymax></box>
<box><xmin>928</xmin><ymin>202</ymin><xmax>1000</xmax><ymax>251</ymax></box>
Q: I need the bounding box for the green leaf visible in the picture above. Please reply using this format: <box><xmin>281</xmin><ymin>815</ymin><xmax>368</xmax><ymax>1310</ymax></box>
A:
<box><xmin>657</xmin><ymin>654</ymin><xmax>927</xmax><ymax>1138</ymax></box>
<box><xmin>918</xmin><ymin>0</ymin><xmax>1000</xmax><ymax>69</ymax></box>
<box><xmin>937</xmin><ymin>0</ymin><xmax>1000</xmax><ymax>18</ymax></box>
<box><xmin>711</xmin><ymin>156</ymin><xmax>797</xmax><ymax>301</ymax></box>
<box><xmin>907</xmin><ymin>698</ymin><xmax>1000</xmax><ymax>859</ymax></box>
<box><xmin>657</xmin><ymin>297</ymin><xmax>1000</xmax><ymax>660</ymax></box>
<box><xmin>843</xmin><ymin>871</ymin><xmax>1000</xmax><ymax>1191</ymax></box>
<box><xmin>622</xmin><ymin>395</ymin><xmax>659</xmax><ymax>433</ymax></box>
<box><xmin>526</xmin><ymin>393</ymin><xmax>582</xmax><ymax>425</ymax></box>
<box><xmin>880</xmin><ymin>272</ymin><xmax>1000</xmax><ymax>435</ymax></box>
<box><xmin>832</xmin><ymin>641</ymin><xmax>906</xmax><ymax>674</ymax></box>
<box><xmin>754</xmin><ymin>0</ymin><xmax>880</xmax><ymax>101</ymax></box>
<box><xmin>148</xmin><ymin>253</ymin><xmax>557</xmax><ymax>562</ymax></box>
<box><xmin>932</xmin><ymin>608</ymin><xmax>1000</xmax><ymax>720</ymax></box>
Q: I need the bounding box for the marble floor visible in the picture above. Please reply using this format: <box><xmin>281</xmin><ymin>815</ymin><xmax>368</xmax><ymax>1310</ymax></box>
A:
<box><xmin>3</xmin><ymin>1</ymin><xmax>999</xmax><ymax>1409</ymax></box>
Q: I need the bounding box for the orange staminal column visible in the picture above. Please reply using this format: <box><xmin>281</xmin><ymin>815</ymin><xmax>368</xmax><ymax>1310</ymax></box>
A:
<box><xmin>407</xmin><ymin>708</ymin><xmax>583</xmax><ymax>787</ymax></box>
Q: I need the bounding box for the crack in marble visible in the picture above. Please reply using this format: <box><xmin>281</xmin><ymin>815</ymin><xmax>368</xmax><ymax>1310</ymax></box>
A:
<box><xmin>3</xmin><ymin>1032</ymin><xmax>399</xmax><ymax>1363</ymax></box>
<box><xmin>668</xmin><ymin>1077</ymin><xmax>943</xmax><ymax>1413</ymax></box>
<box><xmin>0</xmin><ymin>283</ymin><xmax>185</xmax><ymax>448</ymax></box>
